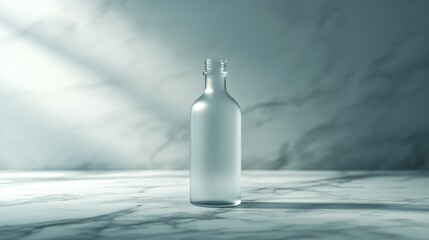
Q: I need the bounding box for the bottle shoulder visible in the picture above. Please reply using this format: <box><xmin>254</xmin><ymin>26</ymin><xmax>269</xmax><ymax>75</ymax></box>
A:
<box><xmin>191</xmin><ymin>93</ymin><xmax>241</xmax><ymax>112</ymax></box>
<box><xmin>227</xmin><ymin>92</ymin><xmax>241</xmax><ymax>111</ymax></box>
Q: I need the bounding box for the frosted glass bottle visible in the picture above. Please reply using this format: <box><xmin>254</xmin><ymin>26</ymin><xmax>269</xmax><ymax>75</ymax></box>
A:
<box><xmin>190</xmin><ymin>58</ymin><xmax>241</xmax><ymax>207</ymax></box>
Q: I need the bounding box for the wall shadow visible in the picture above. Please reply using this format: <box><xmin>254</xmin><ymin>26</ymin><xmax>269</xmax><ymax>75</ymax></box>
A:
<box><xmin>239</xmin><ymin>201</ymin><xmax>429</xmax><ymax>212</ymax></box>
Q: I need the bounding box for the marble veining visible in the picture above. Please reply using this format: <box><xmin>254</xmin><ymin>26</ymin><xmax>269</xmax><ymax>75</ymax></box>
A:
<box><xmin>1</xmin><ymin>1</ymin><xmax>429</xmax><ymax>170</ymax></box>
<box><xmin>1</xmin><ymin>171</ymin><xmax>428</xmax><ymax>239</ymax></box>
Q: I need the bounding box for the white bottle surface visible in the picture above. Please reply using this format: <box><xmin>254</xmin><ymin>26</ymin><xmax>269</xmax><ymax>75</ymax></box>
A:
<box><xmin>190</xmin><ymin>58</ymin><xmax>241</xmax><ymax>207</ymax></box>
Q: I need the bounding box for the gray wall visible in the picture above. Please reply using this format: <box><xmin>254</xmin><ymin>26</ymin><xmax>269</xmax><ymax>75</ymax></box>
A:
<box><xmin>1</xmin><ymin>0</ymin><xmax>429</xmax><ymax>170</ymax></box>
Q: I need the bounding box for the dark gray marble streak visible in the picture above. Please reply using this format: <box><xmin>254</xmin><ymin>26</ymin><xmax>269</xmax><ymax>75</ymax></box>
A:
<box><xmin>0</xmin><ymin>171</ymin><xmax>428</xmax><ymax>240</ymax></box>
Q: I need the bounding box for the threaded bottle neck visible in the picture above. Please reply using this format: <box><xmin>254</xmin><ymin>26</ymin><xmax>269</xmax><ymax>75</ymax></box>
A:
<box><xmin>203</xmin><ymin>58</ymin><xmax>228</xmax><ymax>75</ymax></box>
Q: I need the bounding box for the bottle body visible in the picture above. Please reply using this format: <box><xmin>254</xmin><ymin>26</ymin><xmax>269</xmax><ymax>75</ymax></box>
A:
<box><xmin>190</xmin><ymin>59</ymin><xmax>241</xmax><ymax>207</ymax></box>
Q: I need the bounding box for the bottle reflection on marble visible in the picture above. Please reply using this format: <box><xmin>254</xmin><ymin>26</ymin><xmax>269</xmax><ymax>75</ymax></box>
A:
<box><xmin>190</xmin><ymin>58</ymin><xmax>241</xmax><ymax>207</ymax></box>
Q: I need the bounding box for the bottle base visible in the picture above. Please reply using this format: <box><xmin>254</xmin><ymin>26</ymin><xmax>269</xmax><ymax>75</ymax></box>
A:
<box><xmin>190</xmin><ymin>199</ymin><xmax>241</xmax><ymax>208</ymax></box>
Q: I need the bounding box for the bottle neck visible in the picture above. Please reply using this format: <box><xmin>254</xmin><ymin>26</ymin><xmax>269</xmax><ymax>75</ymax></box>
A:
<box><xmin>204</xmin><ymin>74</ymin><xmax>227</xmax><ymax>94</ymax></box>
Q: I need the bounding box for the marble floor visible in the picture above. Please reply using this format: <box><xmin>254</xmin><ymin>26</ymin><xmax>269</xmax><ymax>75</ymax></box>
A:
<box><xmin>0</xmin><ymin>171</ymin><xmax>428</xmax><ymax>240</ymax></box>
